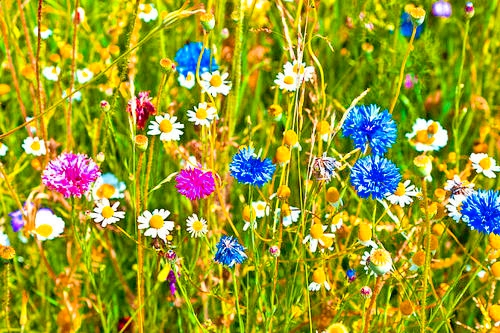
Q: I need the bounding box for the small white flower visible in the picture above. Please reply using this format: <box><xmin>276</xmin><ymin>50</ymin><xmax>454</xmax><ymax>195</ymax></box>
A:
<box><xmin>34</xmin><ymin>209</ymin><xmax>65</xmax><ymax>241</ymax></box>
<box><xmin>406</xmin><ymin>119</ymin><xmax>448</xmax><ymax>152</ymax></box>
<box><xmin>76</xmin><ymin>68</ymin><xmax>94</xmax><ymax>84</ymax></box>
<box><xmin>308</xmin><ymin>268</ymin><xmax>330</xmax><ymax>292</ymax></box>
<box><xmin>0</xmin><ymin>143</ymin><xmax>8</xmax><ymax>157</ymax></box>
<box><xmin>446</xmin><ymin>195</ymin><xmax>466</xmax><ymax>222</ymax></box>
<box><xmin>186</xmin><ymin>214</ymin><xmax>208</xmax><ymax>238</ymax></box>
<box><xmin>90</xmin><ymin>173</ymin><xmax>127</xmax><ymax>201</ymax></box>
<box><xmin>42</xmin><ymin>66</ymin><xmax>60</xmax><ymax>81</ymax></box>
<box><xmin>470</xmin><ymin>153</ymin><xmax>500</xmax><ymax>178</ymax></box>
<box><xmin>33</xmin><ymin>25</ymin><xmax>52</xmax><ymax>39</ymax></box>
<box><xmin>283</xmin><ymin>60</ymin><xmax>315</xmax><ymax>83</ymax></box>
<box><xmin>0</xmin><ymin>231</ymin><xmax>10</xmax><ymax>246</ymax></box>
<box><xmin>187</xmin><ymin>102</ymin><xmax>217</xmax><ymax>127</ymax></box>
<box><xmin>274</xmin><ymin>71</ymin><xmax>298</xmax><ymax>92</ymax></box>
<box><xmin>178</xmin><ymin>72</ymin><xmax>196</xmax><ymax>89</ymax></box>
<box><xmin>302</xmin><ymin>223</ymin><xmax>335</xmax><ymax>253</ymax></box>
<box><xmin>385</xmin><ymin>179</ymin><xmax>420</xmax><ymax>207</ymax></box>
<box><xmin>147</xmin><ymin>114</ymin><xmax>184</xmax><ymax>142</ymax></box>
<box><xmin>138</xmin><ymin>209</ymin><xmax>174</xmax><ymax>243</ymax></box>
<box><xmin>89</xmin><ymin>198</ymin><xmax>125</xmax><ymax>227</ymax></box>
<box><xmin>444</xmin><ymin>175</ymin><xmax>475</xmax><ymax>198</ymax></box>
<box><xmin>275</xmin><ymin>204</ymin><xmax>301</xmax><ymax>227</ymax></box>
<box><xmin>200</xmin><ymin>71</ymin><xmax>231</xmax><ymax>97</ymax></box>
<box><xmin>252</xmin><ymin>201</ymin><xmax>270</xmax><ymax>218</ymax></box>
<box><xmin>138</xmin><ymin>3</ymin><xmax>158</xmax><ymax>22</ymax></box>
<box><xmin>22</xmin><ymin>136</ymin><xmax>46</xmax><ymax>156</ymax></box>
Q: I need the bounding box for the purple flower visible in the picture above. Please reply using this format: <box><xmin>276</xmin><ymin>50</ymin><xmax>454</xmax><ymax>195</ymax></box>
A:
<box><xmin>166</xmin><ymin>270</ymin><xmax>177</xmax><ymax>295</ymax></box>
<box><xmin>432</xmin><ymin>1</ymin><xmax>452</xmax><ymax>18</ymax></box>
<box><xmin>404</xmin><ymin>74</ymin><xmax>418</xmax><ymax>89</ymax></box>
<box><xmin>175</xmin><ymin>168</ymin><xmax>215</xmax><ymax>200</ymax></box>
<box><xmin>9</xmin><ymin>208</ymin><xmax>26</xmax><ymax>232</ymax></box>
<box><xmin>127</xmin><ymin>91</ymin><xmax>156</xmax><ymax>130</ymax></box>
<box><xmin>42</xmin><ymin>153</ymin><xmax>101</xmax><ymax>198</ymax></box>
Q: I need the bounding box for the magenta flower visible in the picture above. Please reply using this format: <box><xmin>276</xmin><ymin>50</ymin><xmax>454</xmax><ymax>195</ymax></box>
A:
<box><xmin>127</xmin><ymin>91</ymin><xmax>156</xmax><ymax>130</ymax></box>
<box><xmin>175</xmin><ymin>168</ymin><xmax>215</xmax><ymax>200</ymax></box>
<box><xmin>42</xmin><ymin>153</ymin><xmax>101</xmax><ymax>198</ymax></box>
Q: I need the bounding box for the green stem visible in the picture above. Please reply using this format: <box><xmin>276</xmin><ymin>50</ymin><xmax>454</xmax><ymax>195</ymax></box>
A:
<box><xmin>3</xmin><ymin>262</ymin><xmax>10</xmax><ymax>332</ymax></box>
<box><xmin>389</xmin><ymin>24</ymin><xmax>417</xmax><ymax>114</ymax></box>
<box><xmin>232</xmin><ymin>269</ymin><xmax>244</xmax><ymax>333</ymax></box>
<box><xmin>136</xmin><ymin>151</ymin><xmax>146</xmax><ymax>333</ymax></box>
<box><xmin>421</xmin><ymin>178</ymin><xmax>431</xmax><ymax>333</ymax></box>
<box><xmin>227</xmin><ymin>0</ymin><xmax>243</xmax><ymax>140</ymax></box>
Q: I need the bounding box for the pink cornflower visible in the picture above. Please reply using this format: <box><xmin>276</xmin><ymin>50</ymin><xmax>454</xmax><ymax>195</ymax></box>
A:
<box><xmin>127</xmin><ymin>91</ymin><xmax>156</xmax><ymax>130</ymax></box>
<box><xmin>42</xmin><ymin>153</ymin><xmax>101</xmax><ymax>198</ymax></box>
<box><xmin>175</xmin><ymin>168</ymin><xmax>215</xmax><ymax>200</ymax></box>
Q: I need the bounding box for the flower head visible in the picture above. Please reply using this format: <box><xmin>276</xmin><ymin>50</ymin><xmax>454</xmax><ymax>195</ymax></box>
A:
<box><xmin>275</xmin><ymin>203</ymin><xmax>300</xmax><ymax>227</ymax></box>
<box><xmin>406</xmin><ymin>119</ymin><xmax>448</xmax><ymax>152</ymax></box>
<box><xmin>76</xmin><ymin>68</ymin><xmax>93</xmax><ymax>84</ymax></box>
<box><xmin>310</xmin><ymin>153</ymin><xmax>341</xmax><ymax>182</ymax></box>
<box><xmin>400</xmin><ymin>10</ymin><xmax>424</xmax><ymax>38</ymax></box>
<box><xmin>302</xmin><ymin>223</ymin><xmax>335</xmax><ymax>253</ymax></box>
<box><xmin>147</xmin><ymin>114</ymin><xmax>184</xmax><ymax>142</ymax></box>
<box><xmin>187</xmin><ymin>102</ymin><xmax>217</xmax><ymax>127</ymax></box>
<box><xmin>138</xmin><ymin>3</ymin><xmax>158</xmax><ymax>22</ymax></box>
<box><xmin>308</xmin><ymin>268</ymin><xmax>330</xmax><ymax>292</ymax></box>
<box><xmin>385</xmin><ymin>179</ymin><xmax>420</xmax><ymax>207</ymax></box>
<box><xmin>274</xmin><ymin>70</ymin><xmax>299</xmax><ymax>92</ymax></box>
<box><xmin>186</xmin><ymin>214</ymin><xmax>208</xmax><ymax>238</ymax></box>
<box><xmin>34</xmin><ymin>208</ymin><xmax>65</xmax><ymax>241</ymax></box>
<box><xmin>138</xmin><ymin>209</ymin><xmax>174</xmax><ymax>243</ymax></box>
<box><xmin>34</xmin><ymin>25</ymin><xmax>52</xmax><ymax>39</ymax></box>
<box><xmin>8</xmin><ymin>203</ymin><xmax>34</xmax><ymax>232</ymax></box>
<box><xmin>361</xmin><ymin>247</ymin><xmax>393</xmax><ymax>276</ymax></box>
<box><xmin>461</xmin><ymin>190</ymin><xmax>500</xmax><ymax>234</ymax></box>
<box><xmin>0</xmin><ymin>143</ymin><xmax>8</xmax><ymax>157</ymax></box>
<box><xmin>343</xmin><ymin>104</ymin><xmax>397</xmax><ymax>156</ymax></box>
<box><xmin>0</xmin><ymin>231</ymin><xmax>9</xmax><ymax>246</ymax></box>
<box><xmin>42</xmin><ymin>66</ymin><xmax>60</xmax><ymax>81</ymax></box>
<box><xmin>444</xmin><ymin>175</ymin><xmax>475</xmax><ymax>199</ymax></box>
<box><xmin>127</xmin><ymin>91</ymin><xmax>156</xmax><ymax>130</ymax></box>
<box><xmin>230</xmin><ymin>147</ymin><xmax>276</xmax><ymax>187</ymax></box>
<box><xmin>200</xmin><ymin>71</ymin><xmax>231</xmax><ymax>97</ymax></box>
<box><xmin>346</xmin><ymin>269</ymin><xmax>357</xmax><ymax>283</ymax></box>
<box><xmin>214</xmin><ymin>235</ymin><xmax>247</xmax><ymax>267</ymax></box>
<box><xmin>470</xmin><ymin>153</ymin><xmax>500</xmax><ymax>178</ymax></box>
<box><xmin>350</xmin><ymin>155</ymin><xmax>401</xmax><ymax>200</ymax></box>
<box><xmin>283</xmin><ymin>60</ymin><xmax>315</xmax><ymax>83</ymax></box>
<box><xmin>42</xmin><ymin>153</ymin><xmax>101</xmax><ymax>198</ymax></box>
<box><xmin>432</xmin><ymin>0</ymin><xmax>452</xmax><ymax>18</ymax></box>
<box><xmin>22</xmin><ymin>136</ymin><xmax>46</xmax><ymax>156</ymax></box>
<box><xmin>175</xmin><ymin>168</ymin><xmax>215</xmax><ymax>200</ymax></box>
<box><xmin>91</xmin><ymin>173</ymin><xmax>127</xmax><ymax>200</ymax></box>
<box><xmin>89</xmin><ymin>198</ymin><xmax>125</xmax><ymax>227</ymax></box>
<box><xmin>174</xmin><ymin>42</ymin><xmax>218</xmax><ymax>78</ymax></box>
<box><xmin>178</xmin><ymin>72</ymin><xmax>196</xmax><ymax>89</ymax></box>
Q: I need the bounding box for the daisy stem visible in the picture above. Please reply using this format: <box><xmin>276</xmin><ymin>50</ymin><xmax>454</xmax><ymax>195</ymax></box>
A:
<box><xmin>135</xmin><ymin>151</ymin><xmax>146</xmax><ymax>333</ymax></box>
<box><xmin>232</xmin><ymin>269</ymin><xmax>245</xmax><ymax>333</ymax></box>
<box><xmin>421</xmin><ymin>177</ymin><xmax>432</xmax><ymax>333</ymax></box>
<box><xmin>143</xmin><ymin>135</ymin><xmax>155</xmax><ymax>207</ymax></box>
<box><xmin>3</xmin><ymin>261</ymin><xmax>10</xmax><ymax>332</ymax></box>
<box><xmin>389</xmin><ymin>24</ymin><xmax>417</xmax><ymax>114</ymax></box>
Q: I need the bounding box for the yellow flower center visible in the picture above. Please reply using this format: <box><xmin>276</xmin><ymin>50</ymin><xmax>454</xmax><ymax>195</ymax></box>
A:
<box><xmin>36</xmin><ymin>224</ymin><xmax>53</xmax><ymax>238</ymax></box>
<box><xmin>415</xmin><ymin>129</ymin><xmax>435</xmax><ymax>144</ymax></box>
<box><xmin>489</xmin><ymin>304</ymin><xmax>500</xmax><ymax>322</ymax></box>
<box><xmin>312</xmin><ymin>268</ymin><xmax>326</xmax><ymax>284</ymax></box>
<box><xmin>243</xmin><ymin>205</ymin><xmax>255</xmax><ymax>222</ymax></box>
<box><xmin>96</xmin><ymin>184</ymin><xmax>116</xmax><ymax>199</ymax></box>
<box><xmin>275</xmin><ymin>145</ymin><xmax>291</xmax><ymax>163</ymax></box>
<box><xmin>326</xmin><ymin>187</ymin><xmax>340</xmax><ymax>203</ymax></box>
<box><xmin>371</xmin><ymin>249</ymin><xmax>391</xmax><ymax>266</ymax></box>
<box><xmin>186</xmin><ymin>73</ymin><xmax>194</xmax><ymax>81</ymax></box>
<box><xmin>283</xmin><ymin>129</ymin><xmax>298</xmax><ymax>146</ymax></box>
<box><xmin>283</xmin><ymin>75</ymin><xmax>295</xmax><ymax>85</ymax></box>
<box><xmin>192</xmin><ymin>220</ymin><xmax>204</xmax><ymax>232</ymax></box>
<box><xmin>143</xmin><ymin>4</ymin><xmax>152</xmax><ymax>13</ymax></box>
<box><xmin>159</xmin><ymin>119</ymin><xmax>173</xmax><ymax>133</ymax></box>
<box><xmin>358</xmin><ymin>223</ymin><xmax>372</xmax><ymax>242</ymax></box>
<box><xmin>281</xmin><ymin>203</ymin><xmax>291</xmax><ymax>217</ymax></box>
<box><xmin>150</xmin><ymin>215</ymin><xmax>164</xmax><ymax>229</ymax></box>
<box><xmin>394</xmin><ymin>182</ymin><xmax>406</xmax><ymax>196</ymax></box>
<box><xmin>30</xmin><ymin>140</ymin><xmax>41</xmax><ymax>151</ymax></box>
<box><xmin>82</xmin><ymin>71</ymin><xmax>89</xmax><ymax>78</ymax></box>
<box><xmin>412</xmin><ymin>250</ymin><xmax>426</xmax><ymax>267</ymax></box>
<box><xmin>101</xmin><ymin>206</ymin><xmax>114</xmax><ymax>219</ymax></box>
<box><xmin>196</xmin><ymin>107</ymin><xmax>208</xmax><ymax>120</ymax></box>
<box><xmin>321</xmin><ymin>235</ymin><xmax>334</xmax><ymax>248</ymax></box>
<box><xmin>317</xmin><ymin>120</ymin><xmax>330</xmax><ymax>135</ymax></box>
<box><xmin>51</xmin><ymin>67</ymin><xmax>58</xmax><ymax>74</ymax></box>
<box><xmin>210</xmin><ymin>74</ymin><xmax>222</xmax><ymax>87</ymax></box>
<box><xmin>479</xmin><ymin>157</ymin><xmax>492</xmax><ymax>170</ymax></box>
<box><xmin>310</xmin><ymin>223</ymin><xmax>324</xmax><ymax>239</ymax></box>
<box><xmin>427</xmin><ymin>122</ymin><xmax>439</xmax><ymax>134</ymax></box>
<box><xmin>256</xmin><ymin>203</ymin><xmax>265</xmax><ymax>211</ymax></box>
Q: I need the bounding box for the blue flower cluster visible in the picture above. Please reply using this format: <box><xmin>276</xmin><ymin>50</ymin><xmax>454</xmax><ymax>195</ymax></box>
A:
<box><xmin>343</xmin><ymin>104</ymin><xmax>397</xmax><ymax>156</ymax></box>
<box><xmin>350</xmin><ymin>155</ymin><xmax>401</xmax><ymax>200</ymax></box>
<box><xmin>230</xmin><ymin>147</ymin><xmax>276</xmax><ymax>187</ymax></box>
<box><xmin>461</xmin><ymin>190</ymin><xmax>500</xmax><ymax>234</ymax></box>
<box><xmin>174</xmin><ymin>42</ymin><xmax>218</xmax><ymax>77</ymax></box>
<box><xmin>214</xmin><ymin>235</ymin><xmax>247</xmax><ymax>268</ymax></box>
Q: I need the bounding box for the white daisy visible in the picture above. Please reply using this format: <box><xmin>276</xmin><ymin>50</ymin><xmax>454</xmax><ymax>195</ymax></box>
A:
<box><xmin>76</xmin><ymin>68</ymin><xmax>94</xmax><ymax>84</ymax></box>
<box><xmin>406</xmin><ymin>118</ymin><xmax>448</xmax><ymax>152</ymax></box>
<box><xmin>89</xmin><ymin>198</ymin><xmax>125</xmax><ymax>227</ymax></box>
<box><xmin>200</xmin><ymin>71</ymin><xmax>231</xmax><ymax>97</ymax></box>
<box><xmin>0</xmin><ymin>143</ymin><xmax>8</xmax><ymax>157</ymax></box>
<box><xmin>0</xmin><ymin>231</ymin><xmax>10</xmax><ymax>246</ymax></box>
<box><xmin>186</xmin><ymin>214</ymin><xmax>208</xmax><ymax>238</ymax></box>
<box><xmin>385</xmin><ymin>179</ymin><xmax>420</xmax><ymax>207</ymax></box>
<box><xmin>178</xmin><ymin>72</ymin><xmax>196</xmax><ymax>89</ymax></box>
<box><xmin>275</xmin><ymin>203</ymin><xmax>301</xmax><ymax>227</ymax></box>
<box><xmin>34</xmin><ymin>209</ymin><xmax>65</xmax><ymax>241</ymax></box>
<box><xmin>91</xmin><ymin>173</ymin><xmax>127</xmax><ymax>201</ymax></box>
<box><xmin>138</xmin><ymin>209</ymin><xmax>174</xmax><ymax>243</ymax></box>
<box><xmin>308</xmin><ymin>268</ymin><xmax>330</xmax><ymax>292</ymax></box>
<box><xmin>283</xmin><ymin>60</ymin><xmax>315</xmax><ymax>83</ymax></box>
<box><xmin>444</xmin><ymin>175</ymin><xmax>475</xmax><ymax>198</ymax></box>
<box><xmin>302</xmin><ymin>223</ymin><xmax>335</xmax><ymax>253</ymax></box>
<box><xmin>187</xmin><ymin>102</ymin><xmax>217</xmax><ymax>127</ymax></box>
<box><xmin>242</xmin><ymin>205</ymin><xmax>257</xmax><ymax>231</ymax></box>
<box><xmin>446</xmin><ymin>195</ymin><xmax>466</xmax><ymax>222</ymax></box>
<box><xmin>138</xmin><ymin>3</ymin><xmax>158</xmax><ymax>22</ymax></box>
<box><xmin>147</xmin><ymin>114</ymin><xmax>184</xmax><ymax>142</ymax></box>
<box><xmin>274</xmin><ymin>70</ymin><xmax>298</xmax><ymax>92</ymax></box>
<box><xmin>470</xmin><ymin>153</ymin><xmax>500</xmax><ymax>178</ymax></box>
<box><xmin>42</xmin><ymin>66</ymin><xmax>60</xmax><ymax>81</ymax></box>
<box><xmin>33</xmin><ymin>25</ymin><xmax>52</xmax><ymax>39</ymax></box>
<box><xmin>22</xmin><ymin>136</ymin><xmax>46</xmax><ymax>156</ymax></box>
<box><xmin>360</xmin><ymin>247</ymin><xmax>393</xmax><ymax>277</ymax></box>
<box><xmin>252</xmin><ymin>201</ymin><xmax>270</xmax><ymax>218</ymax></box>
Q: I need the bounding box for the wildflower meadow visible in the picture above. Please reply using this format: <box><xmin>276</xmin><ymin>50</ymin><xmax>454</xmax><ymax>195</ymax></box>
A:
<box><xmin>1</xmin><ymin>0</ymin><xmax>500</xmax><ymax>332</ymax></box>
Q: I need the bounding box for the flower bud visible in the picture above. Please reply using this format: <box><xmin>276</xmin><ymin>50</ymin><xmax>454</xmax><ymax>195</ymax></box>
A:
<box><xmin>464</xmin><ymin>2</ymin><xmax>474</xmax><ymax>19</ymax></box>
<box><xmin>200</xmin><ymin>12</ymin><xmax>215</xmax><ymax>31</ymax></box>
<box><xmin>135</xmin><ymin>135</ymin><xmax>149</xmax><ymax>151</ymax></box>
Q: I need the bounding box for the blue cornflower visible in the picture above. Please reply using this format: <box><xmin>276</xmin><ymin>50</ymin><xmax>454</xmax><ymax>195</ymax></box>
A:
<box><xmin>230</xmin><ymin>147</ymin><xmax>276</xmax><ymax>187</ymax></box>
<box><xmin>461</xmin><ymin>190</ymin><xmax>500</xmax><ymax>234</ymax></box>
<box><xmin>343</xmin><ymin>104</ymin><xmax>397</xmax><ymax>156</ymax></box>
<box><xmin>8</xmin><ymin>210</ymin><xmax>25</xmax><ymax>232</ymax></box>
<box><xmin>214</xmin><ymin>235</ymin><xmax>247</xmax><ymax>267</ymax></box>
<box><xmin>346</xmin><ymin>268</ymin><xmax>357</xmax><ymax>283</ymax></box>
<box><xmin>400</xmin><ymin>12</ymin><xmax>424</xmax><ymax>39</ymax></box>
<box><xmin>174</xmin><ymin>42</ymin><xmax>218</xmax><ymax>77</ymax></box>
<box><xmin>350</xmin><ymin>155</ymin><xmax>401</xmax><ymax>200</ymax></box>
